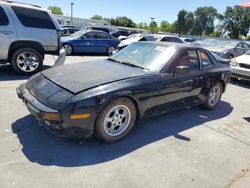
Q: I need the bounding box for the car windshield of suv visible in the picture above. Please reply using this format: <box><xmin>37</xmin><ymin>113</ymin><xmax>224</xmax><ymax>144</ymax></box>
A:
<box><xmin>70</xmin><ymin>30</ymin><xmax>86</xmax><ymax>38</ymax></box>
<box><xmin>109</xmin><ymin>42</ymin><xmax>176</xmax><ymax>72</ymax></box>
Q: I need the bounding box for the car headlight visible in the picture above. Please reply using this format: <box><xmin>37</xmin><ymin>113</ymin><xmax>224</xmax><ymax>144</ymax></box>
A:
<box><xmin>230</xmin><ymin>59</ymin><xmax>238</xmax><ymax>66</ymax></box>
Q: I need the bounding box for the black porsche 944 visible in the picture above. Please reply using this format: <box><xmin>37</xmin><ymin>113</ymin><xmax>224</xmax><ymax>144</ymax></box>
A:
<box><xmin>17</xmin><ymin>42</ymin><xmax>231</xmax><ymax>143</ymax></box>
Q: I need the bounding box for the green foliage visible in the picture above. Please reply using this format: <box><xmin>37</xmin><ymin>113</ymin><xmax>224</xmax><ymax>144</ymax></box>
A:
<box><xmin>247</xmin><ymin>35</ymin><xmax>250</xmax><ymax>40</ymax></box>
<box><xmin>110</xmin><ymin>17</ymin><xmax>136</xmax><ymax>28</ymax></box>
<box><xmin>137</xmin><ymin>22</ymin><xmax>148</xmax><ymax>30</ymax></box>
<box><xmin>159</xmin><ymin>21</ymin><xmax>176</xmax><ymax>33</ymax></box>
<box><xmin>90</xmin><ymin>15</ymin><xmax>103</xmax><ymax>20</ymax></box>
<box><xmin>48</xmin><ymin>6</ymin><xmax>63</xmax><ymax>15</ymax></box>
<box><xmin>193</xmin><ymin>6</ymin><xmax>218</xmax><ymax>35</ymax></box>
<box><xmin>149</xmin><ymin>20</ymin><xmax>158</xmax><ymax>33</ymax></box>
<box><xmin>222</xmin><ymin>6</ymin><xmax>250</xmax><ymax>39</ymax></box>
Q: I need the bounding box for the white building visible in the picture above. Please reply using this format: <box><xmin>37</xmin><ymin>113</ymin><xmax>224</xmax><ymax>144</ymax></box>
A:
<box><xmin>53</xmin><ymin>14</ymin><xmax>112</xmax><ymax>29</ymax></box>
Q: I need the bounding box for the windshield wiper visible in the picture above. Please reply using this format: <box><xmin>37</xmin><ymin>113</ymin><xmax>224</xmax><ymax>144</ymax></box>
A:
<box><xmin>107</xmin><ymin>58</ymin><xmax>145</xmax><ymax>69</ymax></box>
<box><xmin>119</xmin><ymin>62</ymin><xmax>145</xmax><ymax>69</ymax></box>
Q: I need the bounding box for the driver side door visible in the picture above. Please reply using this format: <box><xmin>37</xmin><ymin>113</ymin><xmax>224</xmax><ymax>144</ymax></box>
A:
<box><xmin>77</xmin><ymin>31</ymin><xmax>97</xmax><ymax>53</ymax></box>
<box><xmin>158</xmin><ymin>49</ymin><xmax>204</xmax><ymax>113</ymax></box>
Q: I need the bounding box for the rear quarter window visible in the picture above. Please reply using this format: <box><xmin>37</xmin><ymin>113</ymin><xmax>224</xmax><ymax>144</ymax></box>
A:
<box><xmin>12</xmin><ymin>6</ymin><xmax>55</xmax><ymax>29</ymax></box>
<box><xmin>0</xmin><ymin>6</ymin><xmax>9</xmax><ymax>25</ymax></box>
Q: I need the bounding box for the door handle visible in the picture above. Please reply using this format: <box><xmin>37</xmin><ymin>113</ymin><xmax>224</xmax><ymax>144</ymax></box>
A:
<box><xmin>0</xmin><ymin>30</ymin><xmax>13</xmax><ymax>35</ymax></box>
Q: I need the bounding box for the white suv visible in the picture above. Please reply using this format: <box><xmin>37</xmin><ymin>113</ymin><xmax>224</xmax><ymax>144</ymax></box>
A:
<box><xmin>0</xmin><ymin>0</ymin><xmax>61</xmax><ymax>74</ymax></box>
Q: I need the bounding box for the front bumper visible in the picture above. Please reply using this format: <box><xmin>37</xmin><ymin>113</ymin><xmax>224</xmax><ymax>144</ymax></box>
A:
<box><xmin>16</xmin><ymin>84</ymin><xmax>94</xmax><ymax>139</ymax></box>
<box><xmin>231</xmin><ymin>66</ymin><xmax>250</xmax><ymax>80</ymax></box>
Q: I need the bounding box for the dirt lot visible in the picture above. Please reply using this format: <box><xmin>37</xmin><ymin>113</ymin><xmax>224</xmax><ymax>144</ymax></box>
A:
<box><xmin>0</xmin><ymin>55</ymin><xmax>250</xmax><ymax>188</ymax></box>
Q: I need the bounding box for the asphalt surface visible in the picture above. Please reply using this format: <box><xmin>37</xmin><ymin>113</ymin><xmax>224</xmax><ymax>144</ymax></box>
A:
<box><xmin>0</xmin><ymin>55</ymin><xmax>250</xmax><ymax>188</ymax></box>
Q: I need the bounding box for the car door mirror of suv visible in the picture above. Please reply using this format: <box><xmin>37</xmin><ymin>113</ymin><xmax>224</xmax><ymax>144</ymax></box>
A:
<box><xmin>81</xmin><ymin>36</ymin><xmax>86</xmax><ymax>40</ymax></box>
<box><xmin>175</xmin><ymin>65</ymin><xmax>189</xmax><ymax>75</ymax></box>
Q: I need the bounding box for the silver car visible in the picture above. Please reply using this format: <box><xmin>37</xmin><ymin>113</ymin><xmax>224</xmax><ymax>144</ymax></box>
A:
<box><xmin>204</xmin><ymin>40</ymin><xmax>250</xmax><ymax>59</ymax></box>
<box><xmin>230</xmin><ymin>50</ymin><xmax>250</xmax><ymax>80</ymax></box>
<box><xmin>0</xmin><ymin>1</ymin><xmax>61</xmax><ymax>74</ymax></box>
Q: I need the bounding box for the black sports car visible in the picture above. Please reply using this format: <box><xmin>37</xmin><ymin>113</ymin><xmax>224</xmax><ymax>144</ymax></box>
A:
<box><xmin>17</xmin><ymin>42</ymin><xmax>231</xmax><ymax>143</ymax></box>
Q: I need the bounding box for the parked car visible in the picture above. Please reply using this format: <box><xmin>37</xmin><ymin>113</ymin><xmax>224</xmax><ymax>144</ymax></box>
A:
<box><xmin>117</xmin><ymin>34</ymin><xmax>162</xmax><ymax>50</ymax></box>
<box><xmin>61</xmin><ymin>25</ymin><xmax>77</xmax><ymax>29</ymax></box>
<box><xmin>61</xmin><ymin>28</ymin><xmax>79</xmax><ymax>36</ymax></box>
<box><xmin>61</xmin><ymin>30</ymin><xmax>120</xmax><ymax>56</ymax></box>
<box><xmin>181</xmin><ymin>37</ymin><xmax>196</xmax><ymax>43</ymax></box>
<box><xmin>230</xmin><ymin>50</ymin><xmax>250</xmax><ymax>80</ymax></box>
<box><xmin>86</xmin><ymin>26</ymin><xmax>110</xmax><ymax>34</ymax></box>
<box><xmin>17</xmin><ymin>42</ymin><xmax>231</xmax><ymax>143</ymax></box>
<box><xmin>111</xmin><ymin>30</ymin><xmax>130</xmax><ymax>38</ymax></box>
<box><xmin>0</xmin><ymin>1</ymin><xmax>61</xmax><ymax>74</ymax></box>
<box><xmin>157</xmin><ymin>35</ymin><xmax>187</xmax><ymax>44</ymax></box>
<box><xmin>204</xmin><ymin>40</ymin><xmax>250</xmax><ymax>59</ymax></box>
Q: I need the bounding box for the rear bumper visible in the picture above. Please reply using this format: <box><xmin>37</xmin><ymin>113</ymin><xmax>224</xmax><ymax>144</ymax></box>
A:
<box><xmin>231</xmin><ymin>66</ymin><xmax>250</xmax><ymax>80</ymax></box>
<box><xmin>16</xmin><ymin>84</ymin><xmax>94</xmax><ymax>139</ymax></box>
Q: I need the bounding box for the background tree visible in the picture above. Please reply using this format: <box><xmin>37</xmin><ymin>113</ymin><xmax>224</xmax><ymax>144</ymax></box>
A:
<box><xmin>221</xmin><ymin>6</ymin><xmax>250</xmax><ymax>39</ymax></box>
<box><xmin>193</xmin><ymin>6</ymin><xmax>218</xmax><ymax>35</ymax></box>
<box><xmin>176</xmin><ymin>9</ymin><xmax>188</xmax><ymax>35</ymax></box>
<box><xmin>185</xmin><ymin>12</ymin><xmax>195</xmax><ymax>34</ymax></box>
<box><xmin>48</xmin><ymin>6</ymin><xmax>63</xmax><ymax>15</ymax></box>
<box><xmin>110</xmin><ymin>17</ymin><xmax>136</xmax><ymax>28</ymax></box>
<box><xmin>149</xmin><ymin>20</ymin><xmax>158</xmax><ymax>33</ymax></box>
<box><xmin>160</xmin><ymin>20</ymin><xmax>173</xmax><ymax>33</ymax></box>
<box><xmin>137</xmin><ymin>22</ymin><xmax>148</xmax><ymax>30</ymax></box>
<box><xmin>90</xmin><ymin>15</ymin><xmax>103</xmax><ymax>20</ymax></box>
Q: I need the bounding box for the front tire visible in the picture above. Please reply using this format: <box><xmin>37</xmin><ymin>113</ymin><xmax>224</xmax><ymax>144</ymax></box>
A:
<box><xmin>95</xmin><ymin>98</ymin><xmax>137</xmax><ymax>143</ymax></box>
<box><xmin>203</xmin><ymin>83</ymin><xmax>223</xmax><ymax>110</ymax></box>
<box><xmin>10</xmin><ymin>48</ymin><xmax>43</xmax><ymax>75</ymax></box>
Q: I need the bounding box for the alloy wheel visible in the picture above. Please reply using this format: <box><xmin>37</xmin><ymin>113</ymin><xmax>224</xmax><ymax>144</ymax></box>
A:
<box><xmin>16</xmin><ymin>52</ymin><xmax>39</xmax><ymax>72</ymax></box>
<box><xmin>103</xmin><ymin>105</ymin><xmax>131</xmax><ymax>137</ymax></box>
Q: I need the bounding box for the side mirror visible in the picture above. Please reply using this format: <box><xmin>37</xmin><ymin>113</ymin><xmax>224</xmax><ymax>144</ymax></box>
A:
<box><xmin>175</xmin><ymin>65</ymin><xmax>189</xmax><ymax>75</ymax></box>
<box><xmin>81</xmin><ymin>36</ymin><xmax>86</xmax><ymax>40</ymax></box>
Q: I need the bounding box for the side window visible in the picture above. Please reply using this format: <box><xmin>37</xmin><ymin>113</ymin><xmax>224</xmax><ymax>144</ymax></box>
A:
<box><xmin>236</xmin><ymin>43</ymin><xmax>243</xmax><ymax>48</ymax></box>
<box><xmin>170</xmin><ymin>37</ymin><xmax>183</xmax><ymax>43</ymax></box>
<box><xmin>168</xmin><ymin>50</ymin><xmax>200</xmax><ymax>72</ymax></box>
<box><xmin>96</xmin><ymin>32</ymin><xmax>110</xmax><ymax>39</ymax></box>
<box><xmin>179</xmin><ymin>50</ymin><xmax>200</xmax><ymax>70</ymax></box>
<box><xmin>11</xmin><ymin>6</ymin><xmax>55</xmax><ymax>29</ymax></box>
<box><xmin>84</xmin><ymin>32</ymin><xmax>96</xmax><ymax>39</ymax></box>
<box><xmin>200</xmin><ymin>51</ymin><xmax>213</xmax><ymax>68</ymax></box>
<box><xmin>162</xmin><ymin>37</ymin><xmax>170</xmax><ymax>42</ymax></box>
<box><xmin>243</xmin><ymin>43</ymin><xmax>249</xmax><ymax>49</ymax></box>
<box><xmin>0</xmin><ymin>6</ymin><xmax>9</xmax><ymax>25</ymax></box>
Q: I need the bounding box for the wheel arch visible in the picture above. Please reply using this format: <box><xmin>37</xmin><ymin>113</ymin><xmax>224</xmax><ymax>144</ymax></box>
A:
<box><xmin>96</xmin><ymin>93</ymin><xmax>142</xmax><ymax>123</ymax></box>
<box><xmin>218</xmin><ymin>80</ymin><xmax>226</xmax><ymax>93</ymax></box>
<box><xmin>8</xmin><ymin>41</ymin><xmax>44</xmax><ymax>61</ymax></box>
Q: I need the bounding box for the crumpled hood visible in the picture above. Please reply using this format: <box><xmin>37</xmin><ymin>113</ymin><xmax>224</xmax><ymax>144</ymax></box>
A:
<box><xmin>118</xmin><ymin>35</ymin><xmax>143</xmax><ymax>47</ymax></box>
<box><xmin>41</xmin><ymin>60</ymin><xmax>150</xmax><ymax>94</ymax></box>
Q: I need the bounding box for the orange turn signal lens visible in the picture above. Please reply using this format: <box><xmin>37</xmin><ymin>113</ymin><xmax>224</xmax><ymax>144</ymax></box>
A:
<box><xmin>44</xmin><ymin>112</ymin><xmax>60</xmax><ymax>121</ymax></box>
<box><xmin>70</xmin><ymin>114</ymin><xmax>90</xmax><ymax>120</ymax></box>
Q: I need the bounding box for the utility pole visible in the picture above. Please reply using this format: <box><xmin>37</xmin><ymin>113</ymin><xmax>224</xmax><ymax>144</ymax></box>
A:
<box><xmin>71</xmin><ymin>2</ymin><xmax>74</xmax><ymax>26</ymax></box>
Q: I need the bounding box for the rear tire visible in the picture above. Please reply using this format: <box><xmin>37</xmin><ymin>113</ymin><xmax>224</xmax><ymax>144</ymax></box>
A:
<box><xmin>10</xmin><ymin>48</ymin><xmax>43</xmax><ymax>75</ymax></box>
<box><xmin>106</xmin><ymin>46</ymin><xmax>116</xmax><ymax>56</ymax></box>
<box><xmin>203</xmin><ymin>83</ymin><xmax>223</xmax><ymax>110</ymax></box>
<box><xmin>95</xmin><ymin>98</ymin><xmax>136</xmax><ymax>143</ymax></box>
<box><xmin>228</xmin><ymin>54</ymin><xmax>234</xmax><ymax>59</ymax></box>
<box><xmin>62</xmin><ymin>44</ymin><xmax>73</xmax><ymax>55</ymax></box>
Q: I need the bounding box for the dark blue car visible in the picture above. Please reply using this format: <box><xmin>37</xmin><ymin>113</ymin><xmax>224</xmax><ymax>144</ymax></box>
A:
<box><xmin>61</xmin><ymin>30</ymin><xmax>120</xmax><ymax>56</ymax></box>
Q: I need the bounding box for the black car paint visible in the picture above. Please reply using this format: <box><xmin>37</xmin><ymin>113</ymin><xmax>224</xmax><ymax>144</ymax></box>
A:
<box><xmin>17</xmin><ymin>43</ymin><xmax>231</xmax><ymax>139</ymax></box>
